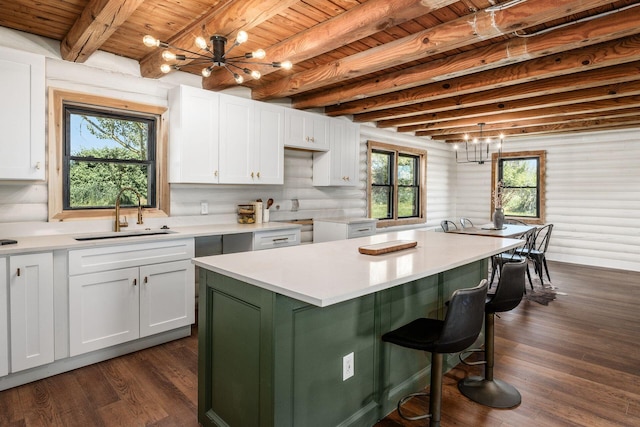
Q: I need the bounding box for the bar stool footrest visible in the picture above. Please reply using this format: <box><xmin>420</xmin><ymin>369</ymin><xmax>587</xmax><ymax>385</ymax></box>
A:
<box><xmin>397</xmin><ymin>392</ymin><xmax>433</xmax><ymax>421</ymax></box>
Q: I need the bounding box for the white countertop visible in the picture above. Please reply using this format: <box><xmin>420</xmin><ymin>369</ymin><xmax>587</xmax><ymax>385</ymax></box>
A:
<box><xmin>0</xmin><ymin>222</ymin><xmax>301</xmax><ymax>255</ymax></box>
<box><xmin>193</xmin><ymin>229</ymin><xmax>523</xmax><ymax>307</ymax></box>
<box><xmin>314</xmin><ymin>217</ymin><xmax>378</xmax><ymax>224</ymax></box>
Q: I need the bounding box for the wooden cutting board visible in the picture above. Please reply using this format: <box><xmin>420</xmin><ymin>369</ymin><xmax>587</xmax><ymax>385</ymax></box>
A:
<box><xmin>358</xmin><ymin>240</ymin><xmax>417</xmax><ymax>255</ymax></box>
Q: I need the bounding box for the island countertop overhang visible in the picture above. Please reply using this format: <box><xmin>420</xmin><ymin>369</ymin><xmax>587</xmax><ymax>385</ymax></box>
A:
<box><xmin>193</xmin><ymin>229</ymin><xmax>524</xmax><ymax>307</ymax></box>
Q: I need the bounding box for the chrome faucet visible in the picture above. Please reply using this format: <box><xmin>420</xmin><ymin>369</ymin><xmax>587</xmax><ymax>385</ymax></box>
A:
<box><xmin>114</xmin><ymin>187</ymin><xmax>144</xmax><ymax>232</ymax></box>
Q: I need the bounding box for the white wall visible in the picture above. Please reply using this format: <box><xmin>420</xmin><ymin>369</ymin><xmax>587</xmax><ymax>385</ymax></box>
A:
<box><xmin>455</xmin><ymin>129</ymin><xmax>640</xmax><ymax>272</ymax></box>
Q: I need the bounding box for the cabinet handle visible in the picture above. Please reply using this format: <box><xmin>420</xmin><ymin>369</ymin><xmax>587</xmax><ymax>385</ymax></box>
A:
<box><xmin>357</xmin><ymin>228</ymin><xmax>369</xmax><ymax>232</ymax></box>
<box><xmin>16</xmin><ymin>268</ymin><xmax>21</xmax><ymax>277</ymax></box>
<box><xmin>272</xmin><ymin>237</ymin><xmax>289</xmax><ymax>243</ymax></box>
<box><xmin>133</xmin><ymin>278</ymin><xmax>137</xmax><ymax>286</ymax></box>
<box><xmin>257</xmin><ymin>172</ymin><xmax>260</xmax><ymax>178</ymax></box>
<box><xmin>251</xmin><ymin>172</ymin><xmax>255</xmax><ymax>178</ymax></box>
<box><xmin>144</xmin><ymin>276</ymin><xmax>148</xmax><ymax>284</ymax></box>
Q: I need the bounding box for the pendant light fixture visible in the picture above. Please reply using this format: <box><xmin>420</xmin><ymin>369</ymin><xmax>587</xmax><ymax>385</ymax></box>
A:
<box><xmin>143</xmin><ymin>31</ymin><xmax>292</xmax><ymax>84</ymax></box>
<box><xmin>454</xmin><ymin>123</ymin><xmax>504</xmax><ymax>165</ymax></box>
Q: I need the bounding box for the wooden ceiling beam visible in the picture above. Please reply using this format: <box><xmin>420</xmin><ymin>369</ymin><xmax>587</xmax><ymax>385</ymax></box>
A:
<box><xmin>396</xmin><ymin>84</ymin><xmax>640</xmax><ymax>132</ymax></box>
<box><xmin>332</xmin><ymin>34</ymin><xmax>640</xmax><ymax>119</ymax></box>
<box><xmin>60</xmin><ymin>0</ymin><xmax>146</xmax><ymax>62</ymax></box>
<box><xmin>412</xmin><ymin>98</ymin><xmax>640</xmax><ymax>135</ymax></box>
<box><xmin>353</xmin><ymin>61</ymin><xmax>640</xmax><ymax>127</ymax></box>
<box><xmin>201</xmin><ymin>0</ymin><xmax>455</xmax><ymax>91</ymax></box>
<box><xmin>292</xmin><ymin>3</ymin><xmax>640</xmax><ymax>109</ymax></box>
<box><xmin>251</xmin><ymin>0</ymin><xmax>615</xmax><ymax>101</ymax></box>
<box><xmin>139</xmin><ymin>0</ymin><xmax>296</xmax><ymax>79</ymax></box>
<box><xmin>426</xmin><ymin>115</ymin><xmax>640</xmax><ymax>140</ymax></box>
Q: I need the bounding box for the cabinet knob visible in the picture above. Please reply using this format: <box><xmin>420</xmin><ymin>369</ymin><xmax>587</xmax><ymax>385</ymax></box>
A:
<box><xmin>35</xmin><ymin>162</ymin><xmax>41</xmax><ymax>170</ymax></box>
<box><xmin>251</xmin><ymin>172</ymin><xmax>254</xmax><ymax>178</ymax></box>
<box><xmin>214</xmin><ymin>170</ymin><xmax>218</xmax><ymax>177</ymax></box>
<box><xmin>257</xmin><ymin>172</ymin><xmax>260</xmax><ymax>178</ymax></box>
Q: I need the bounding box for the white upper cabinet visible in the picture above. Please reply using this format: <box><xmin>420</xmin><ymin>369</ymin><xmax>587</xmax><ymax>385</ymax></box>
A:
<box><xmin>252</xmin><ymin>102</ymin><xmax>284</xmax><ymax>184</ymax></box>
<box><xmin>0</xmin><ymin>46</ymin><xmax>45</xmax><ymax>180</ymax></box>
<box><xmin>313</xmin><ymin>120</ymin><xmax>360</xmax><ymax>186</ymax></box>
<box><xmin>168</xmin><ymin>85</ymin><xmax>220</xmax><ymax>183</ymax></box>
<box><xmin>284</xmin><ymin>109</ymin><xmax>330</xmax><ymax>151</ymax></box>
<box><xmin>219</xmin><ymin>94</ymin><xmax>255</xmax><ymax>184</ymax></box>
<box><xmin>169</xmin><ymin>86</ymin><xmax>283</xmax><ymax>185</ymax></box>
<box><xmin>219</xmin><ymin>93</ymin><xmax>284</xmax><ymax>184</ymax></box>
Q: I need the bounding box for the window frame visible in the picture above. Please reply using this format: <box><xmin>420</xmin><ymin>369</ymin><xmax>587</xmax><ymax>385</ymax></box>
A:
<box><xmin>49</xmin><ymin>88</ymin><xmax>169</xmax><ymax>221</ymax></box>
<box><xmin>491</xmin><ymin>150</ymin><xmax>546</xmax><ymax>224</ymax></box>
<box><xmin>368</xmin><ymin>141</ymin><xmax>427</xmax><ymax>228</ymax></box>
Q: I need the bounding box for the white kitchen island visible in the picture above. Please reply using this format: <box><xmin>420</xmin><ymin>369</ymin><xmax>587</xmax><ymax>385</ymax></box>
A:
<box><xmin>194</xmin><ymin>229</ymin><xmax>523</xmax><ymax>427</ymax></box>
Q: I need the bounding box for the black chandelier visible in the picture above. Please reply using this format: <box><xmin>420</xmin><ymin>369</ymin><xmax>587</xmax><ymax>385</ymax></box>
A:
<box><xmin>143</xmin><ymin>31</ymin><xmax>292</xmax><ymax>84</ymax></box>
<box><xmin>454</xmin><ymin>123</ymin><xmax>504</xmax><ymax>165</ymax></box>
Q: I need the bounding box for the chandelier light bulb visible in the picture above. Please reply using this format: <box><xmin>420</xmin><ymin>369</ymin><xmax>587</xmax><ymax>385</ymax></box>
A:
<box><xmin>195</xmin><ymin>36</ymin><xmax>208</xmax><ymax>50</ymax></box>
<box><xmin>160</xmin><ymin>63</ymin><xmax>172</xmax><ymax>74</ymax></box>
<box><xmin>234</xmin><ymin>73</ymin><xmax>244</xmax><ymax>84</ymax></box>
<box><xmin>252</xmin><ymin>49</ymin><xmax>266</xmax><ymax>59</ymax></box>
<box><xmin>162</xmin><ymin>50</ymin><xmax>177</xmax><ymax>61</ymax></box>
<box><xmin>236</xmin><ymin>31</ymin><xmax>248</xmax><ymax>44</ymax></box>
<box><xmin>280</xmin><ymin>60</ymin><xmax>293</xmax><ymax>70</ymax></box>
<box><xmin>143</xmin><ymin>35</ymin><xmax>159</xmax><ymax>47</ymax></box>
<box><xmin>250</xmin><ymin>70</ymin><xmax>261</xmax><ymax>80</ymax></box>
<box><xmin>202</xmin><ymin>67</ymin><xmax>212</xmax><ymax>77</ymax></box>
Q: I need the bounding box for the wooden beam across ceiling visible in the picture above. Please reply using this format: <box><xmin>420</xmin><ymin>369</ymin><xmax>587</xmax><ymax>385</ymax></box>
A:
<box><xmin>61</xmin><ymin>0</ymin><xmax>146</xmax><ymax>62</ymax></box>
<box><xmin>250</xmin><ymin>0</ymin><xmax>618</xmax><ymax>101</ymax></box>
<box><xmin>292</xmin><ymin>2</ymin><xmax>640</xmax><ymax>110</ymax></box>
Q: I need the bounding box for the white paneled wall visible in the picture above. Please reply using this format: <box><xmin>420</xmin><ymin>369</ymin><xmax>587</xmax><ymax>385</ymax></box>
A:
<box><xmin>455</xmin><ymin>129</ymin><xmax>640</xmax><ymax>272</ymax></box>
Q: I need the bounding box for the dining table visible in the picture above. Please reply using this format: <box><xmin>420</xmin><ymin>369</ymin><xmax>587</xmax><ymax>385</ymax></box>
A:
<box><xmin>448</xmin><ymin>223</ymin><xmax>536</xmax><ymax>238</ymax></box>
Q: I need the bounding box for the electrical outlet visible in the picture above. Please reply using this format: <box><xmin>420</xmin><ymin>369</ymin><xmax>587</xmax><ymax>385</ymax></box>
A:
<box><xmin>343</xmin><ymin>352</ymin><xmax>354</xmax><ymax>381</ymax></box>
<box><xmin>200</xmin><ymin>202</ymin><xmax>208</xmax><ymax>215</ymax></box>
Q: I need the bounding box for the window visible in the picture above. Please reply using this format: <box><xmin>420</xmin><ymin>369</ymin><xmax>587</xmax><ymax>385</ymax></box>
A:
<box><xmin>368</xmin><ymin>141</ymin><xmax>426</xmax><ymax>227</ymax></box>
<box><xmin>64</xmin><ymin>106</ymin><xmax>156</xmax><ymax>210</ymax></box>
<box><xmin>491</xmin><ymin>150</ymin><xmax>546</xmax><ymax>224</ymax></box>
<box><xmin>49</xmin><ymin>89</ymin><xmax>168</xmax><ymax>221</ymax></box>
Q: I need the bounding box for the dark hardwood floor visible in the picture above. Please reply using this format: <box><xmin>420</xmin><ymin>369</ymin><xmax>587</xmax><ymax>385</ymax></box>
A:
<box><xmin>1</xmin><ymin>261</ymin><xmax>639</xmax><ymax>426</ymax></box>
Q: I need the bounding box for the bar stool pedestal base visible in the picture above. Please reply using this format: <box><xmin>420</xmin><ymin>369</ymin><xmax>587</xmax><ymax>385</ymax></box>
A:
<box><xmin>458</xmin><ymin>376</ymin><xmax>521</xmax><ymax>408</ymax></box>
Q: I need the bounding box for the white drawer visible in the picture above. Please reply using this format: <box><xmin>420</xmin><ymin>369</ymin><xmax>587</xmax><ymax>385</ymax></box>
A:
<box><xmin>253</xmin><ymin>229</ymin><xmax>300</xmax><ymax>251</ymax></box>
<box><xmin>69</xmin><ymin>238</ymin><xmax>195</xmax><ymax>275</ymax></box>
<box><xmin>347</xmin><ymin>222</ymin><xmax>377</xmax><ymax>239</ymax></box>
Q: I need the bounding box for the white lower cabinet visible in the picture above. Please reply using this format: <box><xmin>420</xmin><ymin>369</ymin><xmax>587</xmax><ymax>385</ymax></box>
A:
<box><xmin>68</xmin><ymin>239</ymin><xmax>195</xmax><ymax>357</ymax></box>
<box><xmin>8</xmin><ymin>253</ymin><xmax>54</xmax><ymax>372</ymax></box>
<box><xmin>0</xmin><ymin>258</ymin><xmax>8</xmax><ymax>377</ymax></box>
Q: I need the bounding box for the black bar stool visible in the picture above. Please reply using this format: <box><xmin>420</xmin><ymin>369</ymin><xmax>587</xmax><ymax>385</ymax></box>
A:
<box><xmin>458</xmin><ymin>260</ymin><xmax>526</xmax><ymax>408</ymax></box>
<box><xmin>382</xmin><ymin>280</ymin><xmax>488</xmax><ymax>427</ymax></box>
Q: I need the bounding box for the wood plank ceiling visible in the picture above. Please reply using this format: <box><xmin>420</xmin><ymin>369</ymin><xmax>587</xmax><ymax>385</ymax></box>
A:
<box><xmin>2</xmin><ymin>0</ymin><xmax>639</xmax><ymax>143</ymax></box>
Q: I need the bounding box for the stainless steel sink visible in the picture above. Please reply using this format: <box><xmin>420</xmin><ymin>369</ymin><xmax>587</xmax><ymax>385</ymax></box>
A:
<box><xmin>74</xmin><ymin>229</ymin><xmax>176</xmax><ymax>241</ymax></box>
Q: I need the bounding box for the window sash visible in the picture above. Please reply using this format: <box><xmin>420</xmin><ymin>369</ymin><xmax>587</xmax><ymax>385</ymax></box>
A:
<box><xmin>62</xmin><ymin>105</ymin><xmax>158</xmax><ymax>210</ymax></box>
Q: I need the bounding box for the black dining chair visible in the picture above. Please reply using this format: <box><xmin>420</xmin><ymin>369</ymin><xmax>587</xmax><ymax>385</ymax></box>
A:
<box><xmin>527</xmin><ymin>224</ymin><xmax>554</xmax><ymax>284</ymax></box>
<box><xmin>440</xmin><ymin>220</ymin><xmax>458</xmax><ymax>232</ymax></box>
<box><xmin>490</xmin><ymin>227</ymin><xmax>535</xmax><ymax>290</ymax></box>
<box><xmin>382</xmin><ymin>280</ymin><xmax>488</xmax><ymax>427</ymax></box>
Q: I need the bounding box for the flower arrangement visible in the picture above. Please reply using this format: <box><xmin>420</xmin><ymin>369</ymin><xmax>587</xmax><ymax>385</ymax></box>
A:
<box><xmin>493</xmin><ymin>180</ymin><xmax>512</xmax><ymax>210</ymax></box>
